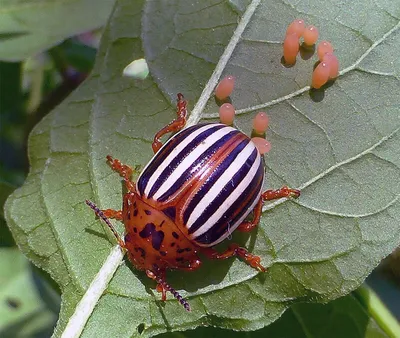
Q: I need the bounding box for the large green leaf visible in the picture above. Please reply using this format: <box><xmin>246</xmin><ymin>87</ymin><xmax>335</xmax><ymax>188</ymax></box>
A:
<box><xmin>4</xmin><ymin>0</ymin><xmax>400</xmax><ymax>337</ymax></box>
<box><xmin>0</xmin><ymin>0</ymin><xmax>114</xmax><ymax>61</ymax></box>
<box><xmin>156</xmin><ymin>294</ymin><xmax>389</xmax><ymax>338</ymax></box>
<box><xmin>0</xmin><ymin>248</ymin><xmax>59</xmax><ymax>337</ymax></box>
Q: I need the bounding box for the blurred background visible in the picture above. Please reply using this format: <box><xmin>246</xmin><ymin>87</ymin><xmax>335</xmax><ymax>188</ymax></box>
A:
<box><xmin>1</xmin><ymin>27</ymin><xmax>101</xmax><ymax>336</ymax></box>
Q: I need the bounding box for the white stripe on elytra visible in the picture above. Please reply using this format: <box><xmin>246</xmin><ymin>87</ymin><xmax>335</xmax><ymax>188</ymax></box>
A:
<box><xmin>191</xmin><ymin>150</ymin><xmax>261</xmax><ymax>239</ymax></box>
<box><xmin>205</xmin><ymin>185</ymin><xmax>262</xmax><ymax>247</ymax></box>
<box><xmin>153</xmin><ymin>126</ymin><xmax>236</xmax><ymax>200</ymax></box>
<box><xmin>186</xmin><ymin>141</ymin><xmax>255</xmax><ymax>229</ymax></box>
<box><xmin>143</xmin><ymin>124</ymin><xmax>217</xmax><ymax>196</ymax></box>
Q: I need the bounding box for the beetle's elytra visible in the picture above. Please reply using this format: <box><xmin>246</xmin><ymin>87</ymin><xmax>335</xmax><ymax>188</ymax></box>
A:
<box><xmin>86</xmin><ymin>93</ymin><xmax>300</xmax><ymax>311</ymax></box>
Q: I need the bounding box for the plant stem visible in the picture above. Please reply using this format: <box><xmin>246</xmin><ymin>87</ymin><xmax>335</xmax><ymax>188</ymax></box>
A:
<box><xmin>354</xmin><ymin>284</ymin><xmax>400</xmax><ymax>338</ymax></box>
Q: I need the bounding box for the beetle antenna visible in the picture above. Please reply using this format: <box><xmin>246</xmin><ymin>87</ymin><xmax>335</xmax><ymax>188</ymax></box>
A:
<box><xmin>157</xmin><ymin>278</ymin><xmax>191</xmax><ymax>312</ymax></box>
<box><xmin>85</xmin><ymin>200</ymin><xmax>125</xmax><ymax>247</ymax></box>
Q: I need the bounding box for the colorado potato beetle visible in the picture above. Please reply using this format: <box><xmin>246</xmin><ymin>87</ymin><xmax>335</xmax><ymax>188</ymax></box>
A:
<box><xmin>86</xmin><ymin>93</ymin><xmax>300</xmax><ymax>311</ymax></box>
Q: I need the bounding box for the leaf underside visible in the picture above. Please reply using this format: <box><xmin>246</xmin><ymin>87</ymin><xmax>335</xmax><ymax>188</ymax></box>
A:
<box><xmin>4</xmin><ymin>0</ymin><xmax>400</xmax><ymax>337</ymax></box>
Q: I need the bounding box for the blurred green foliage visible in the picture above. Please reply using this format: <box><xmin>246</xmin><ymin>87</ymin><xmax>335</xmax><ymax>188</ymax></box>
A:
<box><xmin>0</xmin><ymin>36</ymin><xmax>97</xmax><ymax>337</ymax></box>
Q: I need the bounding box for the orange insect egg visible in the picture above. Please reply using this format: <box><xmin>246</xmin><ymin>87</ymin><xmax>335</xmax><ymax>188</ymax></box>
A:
<box><xmin>303</xmin><ymin>25</ymin><xmax>319</xmax><ymax>46</ymax></box>
<box><xmin>312</xmin><ymin>61</ymin><xmax>330</xmax><ymax>89</ymax></box>
<box><xmin>215</xmin><ymin>75</ymin><xmax>235</xmax><ymax>100</ymax></box>
<box><xmin>286</xmin><ymin>19</ymin><xmax>305</xmax><ymax>37</ymax></box>
<box><xmin>283</xmin><ymin>33</ymin><xmax>300</xmax><ymax>64</ymax></box>
<box><xmin>317</xmin><ymin>41</ymin><xmax>334</xmax><ymax>60</ymax></box>
<box><xmin>251</xmin><ymin>137</ymin><xmax>271</xmax><ymax>155</ymax></box>
<box><xmin>323</xmin><ymin>52</ymin><xmax>339</xmax><ymax>79</ymax></box>
<box><xmin>219</xmin><ymin>103</ymin><xmax>235</xmax><ymax>125</ymax></box>
<box><xmin>253</xmin><ymin>112</ymin><xmax>269</xmax><ymax>134</ymax></box>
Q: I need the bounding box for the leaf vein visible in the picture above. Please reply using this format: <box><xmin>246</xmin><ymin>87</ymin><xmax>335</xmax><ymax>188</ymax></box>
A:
<box><xmin>186</xmin><ymin>0</ymin><xmax>262</xmax><ymax>126</ymax></box>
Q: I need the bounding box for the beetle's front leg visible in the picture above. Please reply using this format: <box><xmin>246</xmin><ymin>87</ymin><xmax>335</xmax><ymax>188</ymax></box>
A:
<box><xmin>146</xmin><ymin>269</ymin><xmax>191</xmax><ymax>311</ymax></box>
<box><xmin>101</xmin><ymin>209</ymin><xmax>123</xmax><ymax>220</ymax></box>
<box><xmin>85</xmin><ymin>200</ymin><xmax>126</xmax><ymax>248</ymax></box>
<box><xmin>152</xmin><ymin>93</ymin><xmax>188</xmax><ymax>153</ymax></box>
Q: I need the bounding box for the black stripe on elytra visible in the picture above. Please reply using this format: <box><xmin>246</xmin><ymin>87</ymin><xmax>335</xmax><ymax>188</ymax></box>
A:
<box><xmin>188</xmin><ymin>146</ymin><xmax>258</xmax><ymax>235</ymax></box>
<box><xmin>195</xmin><ymin>158</ymin><xmax>263</xmax><ymax>245</ymax></box>
<box><xmin>157</xmin><ymin>129</ymin><xmax>239</xmax><ymax>202</ymax></box>
<box><xmin>184</xmin><ymin>137</ymin><xmax>249</xmax><ymax>226</ymax></box>
<box><xmin>137</xmin><ymin>124</ymin><xmax>199</xmax><ymax>195</ymax></box>
<box><xmin>147</xmin><ymin>124</ymin><xmax>226</xmax><ymax>199</ymax></box>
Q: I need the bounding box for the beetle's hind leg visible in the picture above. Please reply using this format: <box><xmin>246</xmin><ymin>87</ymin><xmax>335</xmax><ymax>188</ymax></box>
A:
<box><xmin>202</xmin><ymin>244</ymin><xmax>266</xmax><ymax>272</ymax></box>
<box><xmin>106</xmin><ymin>155</ymin><xmax>136</xmax><ymax>192</ymax></box>
<box><xmin>237</xmin><ymin>198</ymin><xmax>263</xmax><ymax>232</ymax></box>
<box><xmin>152</xmin><ymin>93</ymin><xmax>188</xmax><ymax>153</ymax></box>
<box><xmin>262</xmin><ymin>186</ymin><xmax>300</xmax><ymax>201</ymax></box>
<box><xmin>237</xmin><ymin>186</ymin><xmax>300</xmax><ymax>233</ymax></box>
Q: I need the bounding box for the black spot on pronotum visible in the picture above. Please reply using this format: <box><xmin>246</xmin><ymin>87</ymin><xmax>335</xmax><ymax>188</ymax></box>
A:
<box><xmin>137</xmin><ymin>323</ymin><xmax>145</xmax><ymax>334</ymax></box>
<box><xmin>135</xmin><ymin>247</ymin><xmax>146</xmax><ymax>258</ymax></box>
<box><xmin>127</xmin><ymin>210</ymin><xmax>131</xmax><ymax>220</ymax></box>
<box><xmin>176</xmin><ymin>247</ymin><xmax>191</xmax><ymax>254</ymax></box>
<box><xmin>133</xmin><ymin>227</ymin><xmax>137</xmax><ymax>233</ymax></box>
<box><xmin>152</xmin><ymin>231</ymin><xmax>165</xmax><ymax>251</ymax></box>
<box><xmin>159</xmin><ymin>220</ymin><xmax>165</xmax><ymax>228</ymax></box>
<box><xmin>144</xmin><ymin>209</ymin><xmax>152</xmax><ymax>215</ymax></box>
<box><xmin>133</xmin><ymin>209</ymin><xmax>138</xmax><ymax>217</ymax></box>
<box><xmin>139</xmin><ymin>223</ymin><xmax>155</xmax><ymax>238</ymax></box>
<box><xmin>170</xmin><ymin>242</ymin><xmax>176</xmax><ymax>247</ymax></box>
<box><xmin>172</xmin><ymin>232</ymin><xmax>179</xmax><ymax>239</ymax></box>
<box><xmin>160</xmin><ymin>251</ymin><xmax>167</xmax><ymax>256</ymax></box>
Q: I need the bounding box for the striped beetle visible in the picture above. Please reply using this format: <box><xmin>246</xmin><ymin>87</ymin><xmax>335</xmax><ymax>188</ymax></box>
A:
<box><xmin>86</xmin><ymin>93</ymin><xmax>300</xmax><ymax>311</ymax></box>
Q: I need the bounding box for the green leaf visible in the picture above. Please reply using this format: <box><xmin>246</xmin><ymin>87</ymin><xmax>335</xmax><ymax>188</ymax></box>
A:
<box><xmin>0</xmin><ymin>248</ymin><xmax>59</xmax><ymax>337</ymax></box>
<box><xmin>4</xmin><ymin>0</ymin><xmax>400</xmax><ymax>337</ymax></box>
<box><xmin>156</xmin><ymin>294</ymin><xmax>389</xmax><ymax>338</ymax></box>
<box><xmin>0</xmin><ymin>0</ymin><xmax>114</xmax><ymax>61</ymax></box>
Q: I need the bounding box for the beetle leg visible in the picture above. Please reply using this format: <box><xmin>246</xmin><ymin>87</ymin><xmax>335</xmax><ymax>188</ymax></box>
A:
<box><xmin>237</xmin><ymin>187</ymin><xmax>300</xmax><ymax>232</ymax></box>
<box><xmin>156</xmin><ymin>284</ymin><xmax>167</xmax><ymax>301</ymax></box>
<box><xmin>101</xmin><ymin>209</ymin><xmax>123</xmax><ymax>221</ymax></box>
<box><xmin>152</xmin><ymin>93</ymin><xmax>188</xmax><ymax>153</ymax></box>
<box><xmin>153</xmin><ymin>269</ymin><xmax>167</xmax><ymax>301</ymax></box>
<box><xmin>85</xmin><ymin>200</ymin><xmax>126</xmax><ymax>248</ymax></box>
<box><xmin>262</xmin><ymin>186</ymin><xmax>300</xmax><ymax>201</ymax></box>
<box><xmin>237</xmin><ymin>198</ymin><xmax>262</xmax><ymax>232</ymax></box>
<box><xmin>146</xmin><ymin>269</ymin><xmax>191</xmax><ymax>311</ymax></box>
<box><xmin>106</xmin><ymin>155</ymin><xmax>136</xmax><ymax>192</ymax></box>
<box><xmin>202</xmin><ymin>244</ymin><xmax>266</xmax><ymax>272</ymax></box>
<box><xmin>179</xmin><ymin>259</ymin><xmax>202</xmax><ymax>272</ymax></box>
